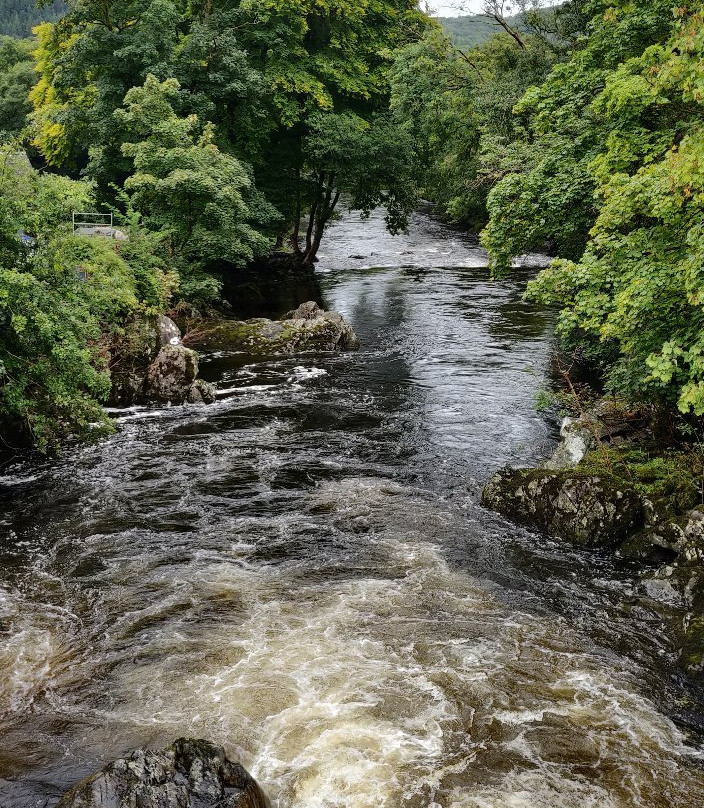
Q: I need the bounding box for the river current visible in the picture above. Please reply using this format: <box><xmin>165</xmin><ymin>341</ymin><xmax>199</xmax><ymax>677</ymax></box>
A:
<box><xmin>1</xmin><ymin>209</ymin><xmax>704</xmax><ymax>807</ymax></box>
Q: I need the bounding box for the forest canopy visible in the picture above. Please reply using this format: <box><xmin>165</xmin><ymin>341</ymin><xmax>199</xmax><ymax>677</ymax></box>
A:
<box><xmin>0</xmin><ymin>0</ymin><xmax>64</xmax><ymax>36</ymax></box>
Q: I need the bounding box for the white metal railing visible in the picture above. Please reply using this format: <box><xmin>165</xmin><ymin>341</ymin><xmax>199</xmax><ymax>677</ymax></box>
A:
<box><xmin>72</xmin><ymin>211</ymin><xmax>114</xmax><ymax>236</ymax></box>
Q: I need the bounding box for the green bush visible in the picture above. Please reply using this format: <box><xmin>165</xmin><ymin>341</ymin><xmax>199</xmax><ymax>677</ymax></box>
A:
<box><xmin>0</xmin><ymin>147</ymin><xmax>173</xmax><ymax>449</ymax></box>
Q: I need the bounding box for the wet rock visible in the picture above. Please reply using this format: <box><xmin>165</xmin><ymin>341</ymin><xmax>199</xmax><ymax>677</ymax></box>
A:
<box><xmin>283</xmin><ymin>301</ymin><xmax>323</xmax><ymax>320</ymax></box>
<box><xmin>57</xmin><ymin>738</ymin><xmax>267</xmax><ymax>808</ymax></box>
<box><xmin>640</xmin><ymin>573</ymin><xmax>687</xmax><ymax>608</ymax></box>
<box><xmin>110</xmin><ymin>315</ymin><xmax>215</xmax><ymax>406</ymax></box>
<box><xmin>542</xmin><ymin>416</ymin><xmax>597</xmax><ymax>470</ymax></box>
<box><xmin>186</xmin><ymin>377</ymin><xmax>217</xmax><ymax>404</ymax></box>
<box><xmin>635</xmin><ymin>562</ymin><xmax>704</xmax><ymax>673</ymax></box>
<box><xmin>109</xmin><ymin>315</ymin><xmax>161</xmax><ymax>404</ymax></box>
<box><xmin>481</xmin><ymin>467</ymin><xmax>645</xmax><ymax>547</ymax></box>
<box><xmin>157</xmin><ymin>314</ymin><xmax>182</xmax><ymax>346</ymax></box>
<box><xmin>190</xmin><ymin>302</ymin><xmax>360</xmax><ymax>355</ymax></box>
<box><xmin>622</xmin><ymin>509</ymin><xmax>704</xmax><ymax>564</ymax></box>
<box><xmin>144</xmin><ymin>344</ymin><xmax>199</xmax><ymax>404</ymax></box>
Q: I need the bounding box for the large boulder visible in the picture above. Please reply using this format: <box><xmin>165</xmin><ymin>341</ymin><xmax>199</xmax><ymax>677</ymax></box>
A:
<box><xmin>57</xmin><ymin>738</ymin><xmax>267</xmax><ymax>808</ymax></box>
<box><xmin>144</xmin><ymin>344</ymin><xmax>199</xmax><ymax>403</ymax></box>
<box><xmin>110</xmin><ymin>315</ymin><xmax>215</xmax><ymax>405</ymax></box>
<box><xmin>481</xmin><ymin>467</ymin><xmax>645</xmax><ymax>547</ymax></box>
<box><xmin>190</xmin><ymin>302</ymin><xmax>359</xmax><ymax>355</ymax></box>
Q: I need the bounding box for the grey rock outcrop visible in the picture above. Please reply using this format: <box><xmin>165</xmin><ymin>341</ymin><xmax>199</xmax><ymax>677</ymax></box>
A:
<box><xmin>110</xmin><ymin>315</ymin><xmax>215</xmax><ymax>405</ymax></box>
<box><xmin>190</xmin><ymin>302</ymin><xmax>360</xmax><ymax>355</ymax></box>
<box><xmin>144</xmin><ymin>344</ymin><xmax>199</xmax><ymax>402</ymax></box>
<box><xmin>57</xmin><ymin>738</ymin><xmax>266</xmax><ymax>808</ymax></box>
<box><xmin>481</xmin><ymin>467</ymin><xmax>645</xmax><ymax>547</ymax></box>
<box><xmin>542</xmin><ymin>416</ymin><xmax>597</xmax><ymax>470</ymax></box>
<box><xmin>622</xmin><ymin>509</ymin><xmax>704</xmax><ymax>563</ymax></box>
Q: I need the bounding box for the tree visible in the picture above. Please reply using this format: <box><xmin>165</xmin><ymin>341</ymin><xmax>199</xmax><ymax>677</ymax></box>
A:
<box><xmin>295</xmin><ymin>111</ymin><xmax>417</xmax><ymax>264</ymax></box>
<box><xmin>0</xmin><ymin>36</ymin><xmax>34</xmax><ymax>136</ymax></box>
<box><xmin>481</xmin><ymin>1</ymin><xmax>527</xmax><ymax>50</ymax></box>
<box><xmin>481</xmin><ymin>0</ymin><xmax>676</xmax><ymax>272</ymax></box>
<box><xmin>0</xmin><ymin>146</ymin><xmax>172</xmax><ymax>448</ymax></box>
<box><xmin>116</xmin><ymin>75</ymin><xmax>275</xmax><ymax>301</ymax></box>
<box><xmin>390</xmin><ymin>13</ymin><xmax>566</xmax><ymax>227</ymax></box>
<box><xmin>30</xmin><ymin>0</ymin><xmax>429</xmax><ymax>268</ymax></box>
<box><xmin>0</xmin><ymin>0</ymin><xmax>65</xmax><ymax>37</ymax></box>
<box><xmin>523</xmin><ymin>4</ymin><xmax>704</xmax><ymax>413</ymax></box>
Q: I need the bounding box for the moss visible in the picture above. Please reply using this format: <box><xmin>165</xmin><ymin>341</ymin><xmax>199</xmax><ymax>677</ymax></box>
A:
<box><xmin>578</xmin><ymin>445</ymin><xmax>702</xmax><ymax>518</ymax></box>
<box><xmin>682</xmin><ymin>615</ymin><xmax>704</xmax><ymax>672</ymax></box>
<box><xmin>482</xmin><ymin>466</ymin><xmax>645</xmax><ymax>547</ymax></box>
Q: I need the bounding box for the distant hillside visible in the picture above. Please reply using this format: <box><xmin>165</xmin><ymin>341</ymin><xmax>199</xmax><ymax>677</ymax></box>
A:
<box><xmin>438</xmin><ymin>15</ymin><xmax>511</xmax><ymax>49</ymax></box>
<box><xmin>0</xmin><ymin>0</ymin><xmax>65</xmax><ymax>37</ymax></box>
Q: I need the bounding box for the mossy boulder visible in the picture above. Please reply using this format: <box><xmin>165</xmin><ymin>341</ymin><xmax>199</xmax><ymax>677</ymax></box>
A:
<box><xmin>110</xmin><ymin>315</ymin><xmax>215</xmax><ymax>405</ymax></box>
<box><xmin>191</xmin><ymin>302</ymin><xmax>359</xmax><ymax>356</ymax></box>
<box><xmin>57</xmin><ymin>738</ymin><xmax>266</xmax><ymax>808</ymax></box>
<box><xmin>622</xmin><ymin>509</ymin><xmax>704</xmax><ymax>564</ymax></box>
<box><xmin>482</xmin><ymin>467</ymin><xmax>645</xmax><ymax>547</ymax></box>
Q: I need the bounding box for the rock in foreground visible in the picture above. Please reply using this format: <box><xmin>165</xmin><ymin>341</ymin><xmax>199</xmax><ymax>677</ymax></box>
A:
<box><xmin>57</xmin><ymin>738</ymin><xmax>266</xmax><ymax>808</ymax></box>
<box><xmin>481</xmin><ymin>467</ymin><xmax>644</xmax><ymax>547</ymax></box>
<box><xmin>191</xmin><ymin>301</ymin><xmax>359</xmax><ymax>355</ymax></box>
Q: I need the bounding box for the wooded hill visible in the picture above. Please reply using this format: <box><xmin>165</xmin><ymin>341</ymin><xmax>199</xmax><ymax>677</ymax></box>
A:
<box><xmin>0</xmin><ymin>0</ymin><xmax>64</xmax><ymax>36</ymax></box>
<box><xmin>438</xmin><ymin>14</ymin><xmax>527</xmax><ymax>49</ymax></box>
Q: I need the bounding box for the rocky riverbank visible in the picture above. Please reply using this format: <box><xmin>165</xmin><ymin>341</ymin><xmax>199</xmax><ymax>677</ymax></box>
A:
<box><xmin>108</xmin><ymin>302</ymin><xmax>359</xmax><ymax>408</ymax></box>
<box><xmin>482</xmin><ymin>404</ymin><xmax>704</xmax><ymax>672</ymax></box>
<box><xmin>109</xmin><ymin>314</ymin><xmax>215</xmax><ymax>406</ymax></box>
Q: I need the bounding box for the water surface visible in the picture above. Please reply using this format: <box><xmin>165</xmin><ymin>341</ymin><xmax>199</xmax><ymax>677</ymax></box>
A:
<box><xmin>1</xmin><ymin>208</ymin><xmax>703</xmax><ymax>808</ymax></box>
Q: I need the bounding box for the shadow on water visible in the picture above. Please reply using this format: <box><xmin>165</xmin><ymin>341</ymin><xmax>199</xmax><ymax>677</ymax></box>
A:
<box><xmin>1</xmin><ymin>207</ymin><xmax>703</xmax><ymax>808</ymax></box>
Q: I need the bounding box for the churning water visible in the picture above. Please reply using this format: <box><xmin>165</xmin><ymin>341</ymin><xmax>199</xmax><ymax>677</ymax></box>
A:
<box><xmin>1</xmin><ymin>209</ymin><xmax>704</xmax><ymax>807</ymax></box>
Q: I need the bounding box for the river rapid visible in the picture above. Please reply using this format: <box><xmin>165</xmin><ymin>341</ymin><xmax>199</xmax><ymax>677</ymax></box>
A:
<box><xmin>1</xmin><ymin>209</ymin><xmax>704</xmax><ymax>808</ymax></box>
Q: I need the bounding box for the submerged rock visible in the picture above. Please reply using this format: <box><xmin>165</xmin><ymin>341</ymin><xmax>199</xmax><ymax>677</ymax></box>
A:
<box><xmin>57</xmin><ymin>738</ymin><xmax>266</xmax><ymax>808</ymax></box>
<box><xmin>481</xmin><ymin>467</ymin><xmax>645</xmax><ymax>547</ymax></box>
<box><xmin>191</xmin><ymin>301</ymin><xmax>360</xmax><ymax>355</ymax></box>
<box><xmin>110</xmin><ymin>315</ymin><xmax>215</xmax><ymax>405</ymax></box>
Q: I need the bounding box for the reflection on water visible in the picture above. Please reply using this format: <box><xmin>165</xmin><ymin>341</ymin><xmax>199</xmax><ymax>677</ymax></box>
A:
<box><xmin>1</xmin><ymin>208</ymin><xmax>703</xmax><ymax>808</ymax></box>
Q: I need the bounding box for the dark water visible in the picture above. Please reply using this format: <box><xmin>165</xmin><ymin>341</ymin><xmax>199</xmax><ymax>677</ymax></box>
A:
<box><xmin>1</xmin><ymin>209</ymin><xmax>703</xmax><ymax>808</ymax></box>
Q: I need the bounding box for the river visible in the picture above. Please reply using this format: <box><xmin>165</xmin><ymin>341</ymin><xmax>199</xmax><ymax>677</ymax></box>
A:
<box><xmin>1</xmin><ymin>208</ymin><xmax>703</xmax><ymax>807</ymax></box>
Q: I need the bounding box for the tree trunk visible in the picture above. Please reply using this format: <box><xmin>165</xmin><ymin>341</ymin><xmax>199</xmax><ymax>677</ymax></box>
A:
<box><xmin>302</xmin><ymin>181</ymin><xmax>340</xmax><ymax>265</ymax></box>
<box><xmin>492</xmin><ymin>14</ymin><xmax>527</xmax><ymax>50</ymax></box>
<box><xmin>290</xmin><ymin>166</ymin><xmax>303</xmax><ymax>255</ymax></box>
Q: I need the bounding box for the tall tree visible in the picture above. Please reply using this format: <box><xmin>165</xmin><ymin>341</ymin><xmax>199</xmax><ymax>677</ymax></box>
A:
<box><xmin>116</xmin><ymin>75</ymin><xmax>274</xmax><ymax>301</ymax></box>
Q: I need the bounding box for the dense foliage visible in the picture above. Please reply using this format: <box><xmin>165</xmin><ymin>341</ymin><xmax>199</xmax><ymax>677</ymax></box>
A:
<box><xmin>0</xmin><ymin>0</ymin><xmax>429</xmax><ymax>449</ymax></box>
<box><xmin>0</xmin><ymin>0</ymin><xmax>64</xmax><ymax>37</ymax></box>
<box><xmin>479</xmin><ymin>1</ymin><xmax>704</xmax><ymax>416</ymax></box>
<box><xmin>391</xmin><ymin>3</ymin><xmax>588</xmax><ymax>228</ymax></box>
<box><xmin>0</xmin><ymin>36</ymin><xmax>34</xmax><ymax>136</ymax></box>
<box><xmin>0</xmin><ymin>149</ymin><xmax>172</xmax><ymax>449</ymax></box>
<box><xmin>29</xmin><ymin>0</ymin><xmax>428</xmax><ymax>273</ymax></box>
